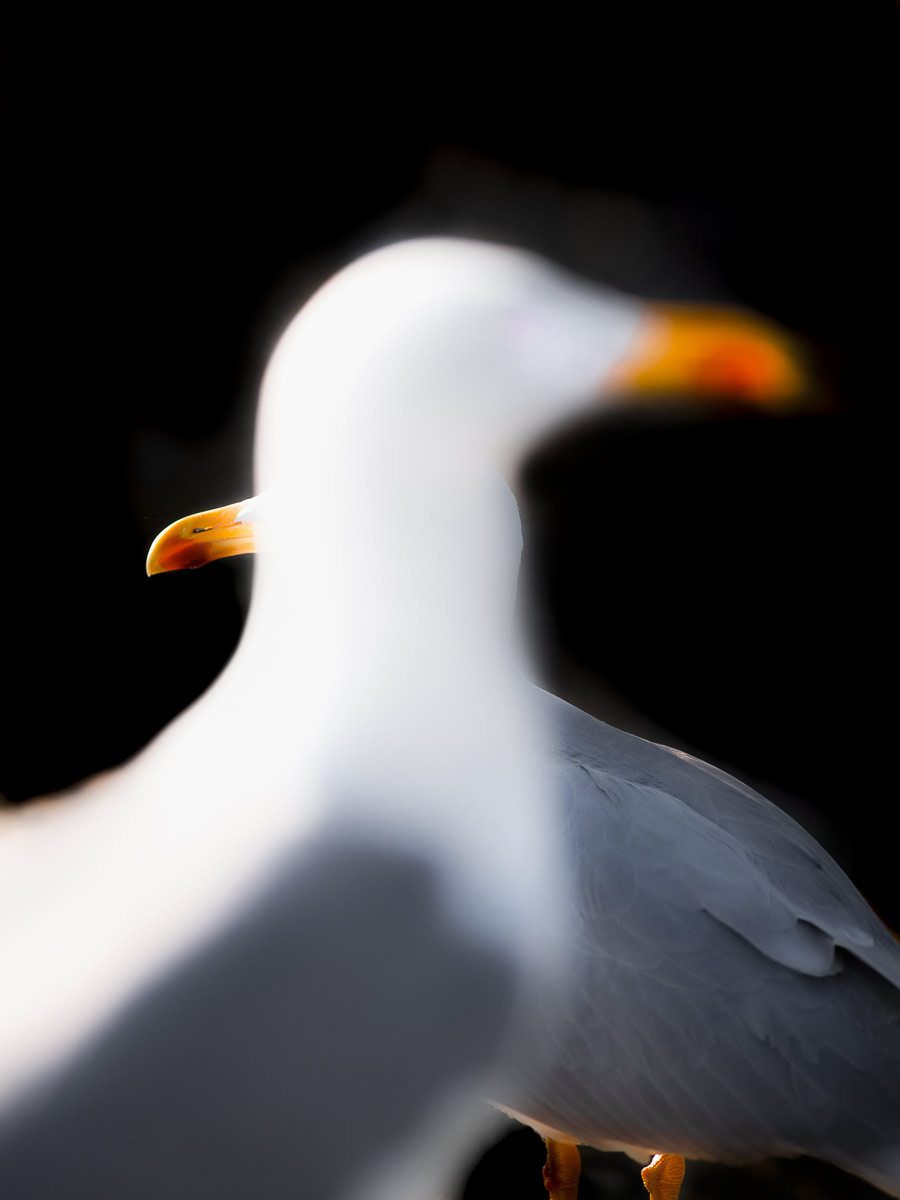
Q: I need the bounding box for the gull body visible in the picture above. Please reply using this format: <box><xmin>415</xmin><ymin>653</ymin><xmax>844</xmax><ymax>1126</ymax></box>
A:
<box><xmin>2</xmin><ymin>237</ymin><xmax>897</xmax><ymax>1198</ymax></box>
<box><xmin>0</xmin><ymin>239</ymin><xmax>644</xmax><ymax>1198</ymax></box>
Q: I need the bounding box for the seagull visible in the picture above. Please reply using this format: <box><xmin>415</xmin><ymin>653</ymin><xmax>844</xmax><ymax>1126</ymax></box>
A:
<box><xmin>3</xmin><ymin>238</ymin><xmax>897</xmax><ymax>1200</ymax></box>
<box><xmin>147</xmin><ymin>240</ymin><xmax>900</xmax><ymax>1200</ymax></box>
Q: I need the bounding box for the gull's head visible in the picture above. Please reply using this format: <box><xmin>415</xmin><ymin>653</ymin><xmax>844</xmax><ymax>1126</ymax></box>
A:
<box><xmin>147</xmin><ymin>237</ymin><xmax>808</xmax><ymax>578</ymax></box>
<box><xmin>257</xmin><ymin>239</ymin><xmax>645</xmax><ymax>483</ymax></box>
<box><xmin>303</xmin><ymin>238</ymin><xmax>647</xmax><ymax>407</ymax></box>
<box><xmin>261</xmin><ymin>235</ymin><xmax>806</xmax><ymax>416</ymax></box>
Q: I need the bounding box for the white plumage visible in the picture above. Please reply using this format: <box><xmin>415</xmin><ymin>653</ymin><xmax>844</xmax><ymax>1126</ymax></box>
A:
<box><xmin>1</xmin><ymin>238</ymin><xmax>897</xmax><ymax>1199</ymax></box>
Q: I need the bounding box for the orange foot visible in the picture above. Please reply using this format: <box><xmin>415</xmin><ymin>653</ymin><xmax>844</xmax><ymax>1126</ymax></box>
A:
<box><xmin>542</xmin><ymin>1137</ymin><xmax>581</xmax><ymax>1200</ymax></box>
<box><xmin>641</xmin><ymin>1152</ymin><xmax>686</xmax><ymax>1200</ymax></box>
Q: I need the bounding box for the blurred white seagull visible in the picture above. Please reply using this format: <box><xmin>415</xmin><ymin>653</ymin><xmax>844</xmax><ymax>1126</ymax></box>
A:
<box><xmin>1</xmin><ymin>239</ymin><xmax>897</xmax><ymax>1200</ymax></box>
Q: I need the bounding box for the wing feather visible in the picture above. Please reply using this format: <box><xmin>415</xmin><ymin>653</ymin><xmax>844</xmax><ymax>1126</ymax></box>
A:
<box><xmin>498</xmin><ymin>689</ymin><xmax>900</xmax><ymax>1184</ymax></box>
<box><xmin>542</xmin><ymin>690</ymin><xmax>898</xmax><ymax>987</ymax></box>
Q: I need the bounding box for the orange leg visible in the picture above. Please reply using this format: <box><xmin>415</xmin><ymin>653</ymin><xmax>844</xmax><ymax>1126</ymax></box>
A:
<box><xmin>641</xmin><ymin>1152</ymin><xmax>686</xmax><ymax>1200</ymax></box>
<box><xmin>542</xmin><ymin>1137</ymin><xmax>581</xmax><ymax>1200</ymax></box>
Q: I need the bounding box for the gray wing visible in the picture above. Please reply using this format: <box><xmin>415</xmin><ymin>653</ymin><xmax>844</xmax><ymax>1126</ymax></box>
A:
<box><xmin>502</xmin><ymin>690</ymin><xmax>900</xmax><ymax>1196</ymax></box>
<box><xmin>544</xmin><ymin>690</ymin><xmax>900</xmax><ymax>988</ymax></box>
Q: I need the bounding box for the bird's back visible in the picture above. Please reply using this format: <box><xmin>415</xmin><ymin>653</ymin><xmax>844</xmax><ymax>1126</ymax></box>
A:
<box><xmin>500</xmin><ymin>689</ymin><xmax>900</xmax><ymax>1197</ymax></box>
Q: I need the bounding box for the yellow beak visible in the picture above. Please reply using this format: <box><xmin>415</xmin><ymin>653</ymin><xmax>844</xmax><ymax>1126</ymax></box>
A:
<box><xmin>610</xmin><ymin>303</ymin><xmax>808</xmax><ymax>407</ymax></box>
<box><xmin>145</xmin><ymin>499</ymin><xmax>258</xmax><ymax>576</ymax></box>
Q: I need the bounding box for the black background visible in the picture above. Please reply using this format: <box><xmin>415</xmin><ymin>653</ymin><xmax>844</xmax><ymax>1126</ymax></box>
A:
<box><xmin>3</xmin><ymin>6</ymin><xmax>898</xmax><ymax>1197</ymax></box>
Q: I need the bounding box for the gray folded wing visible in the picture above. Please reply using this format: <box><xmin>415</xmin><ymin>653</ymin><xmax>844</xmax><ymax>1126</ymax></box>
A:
<box><xmin>503</xmin><ymin>690</ymin><xmax>900</xmax><ymax>1195</ymax></box>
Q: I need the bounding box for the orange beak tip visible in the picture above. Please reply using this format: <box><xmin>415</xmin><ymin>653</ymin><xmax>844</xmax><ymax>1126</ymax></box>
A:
<box><xmin>614</xmin><ymin>305</ymin><xmax>815</xmax><ymax>415</ymax></box>
<box><xmin>145</xmin><ymin>499</ymin><xmax>259</xmax><ymax>577</ymax></box>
